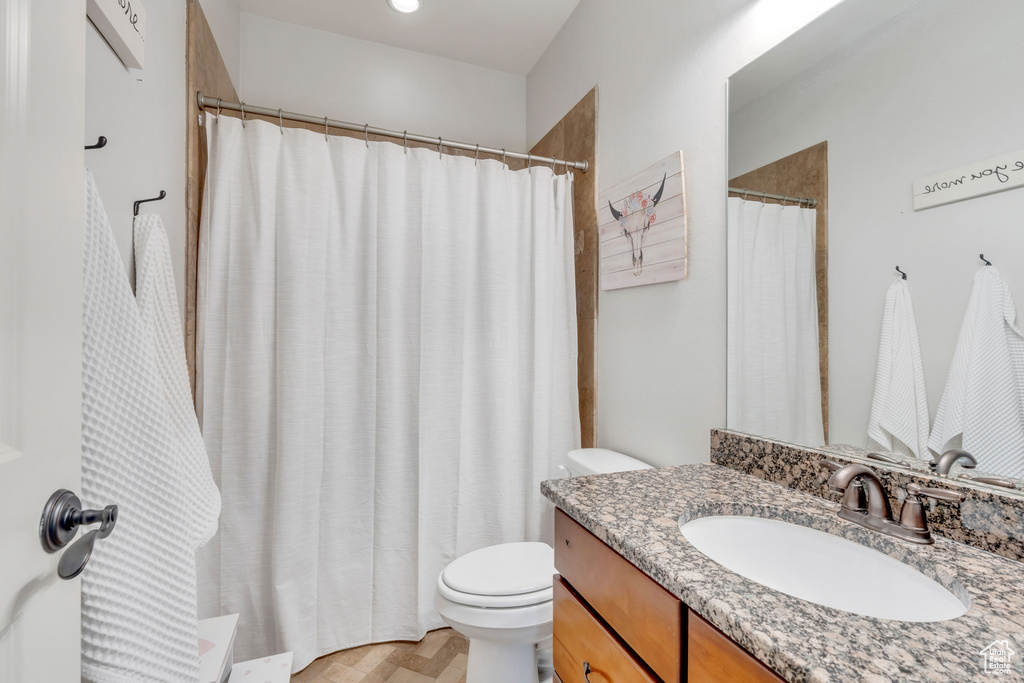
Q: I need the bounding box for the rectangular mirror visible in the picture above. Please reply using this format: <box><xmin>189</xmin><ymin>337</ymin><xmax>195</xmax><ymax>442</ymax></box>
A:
<box><xmin>725</xmin><ymin>0</ymin><xmax>1024</xmax><ymax>496</ymax></box>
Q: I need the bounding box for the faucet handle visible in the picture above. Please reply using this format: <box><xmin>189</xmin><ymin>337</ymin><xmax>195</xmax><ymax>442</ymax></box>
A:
<box><xmin>820</xmin><ymin>459</ymin><xmax>868</xmax><ymax>513</ymax></box>
<box><xmin>820</xmin><ymin>458</ymin><xmax>843</xmax><ymax>473</ymax></box>
<box><xmin>898</xmin><ymin>483</ymin><xmax>966</xmax><ymax>544</ymax></box>
<box><xmin>906</xmin><ymin>483</ymin><xmax>966</xmax><ymax>504</ymax></box>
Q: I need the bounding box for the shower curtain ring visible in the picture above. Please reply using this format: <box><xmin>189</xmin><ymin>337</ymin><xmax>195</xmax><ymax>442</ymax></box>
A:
<box><xmin>364</xmin><ymin>124</ymin><xmax>369</xmax><ymax>148</ymax></box>
<box><xmin>278</xmin><ymin>108</ymin><xmax>284</xmax><ymax>134</ymax></box>
<box><xmin>216</xmin><ymin>98</ymin><xmax>222</xmax><ymax>121</ymax></box>
<box><xmin>403</xmin><ymin>131</ymin><xmax>408</xmax><ymax>154</ymax></box>
<box><xmin>550</xmin><ymin>156</ymin><xmax>556</xmax><ymax>171</ymax></box>
<box><xmin>324</xmin><ymin>117</ymin><xmax>330</xmax><ymax>142</ymax></box>
<box><xmin>438</xmin><ymin>136</ymin><xmax>443</xmax><ymax>160</ymax></box>
<box><xmin>474</xmin><ymin>144</ymin><xmax>479</xmax><ymax>166</ymax></box>
<box><xmin>501</xmin><ymin>149</ymin><xmax>507</xmax><ymax>168</ymax></box>
<box><xmin>239</xmin><ymin>101</ymin><xmax>246</xmax><ymax>127</ymax></box>
<box><xmin>742</xmin><ymin>188</ymin><xmax>749</xmax><ymax>200</ymax></box>
<box><xmin>527</xmin><ymin>153</ymin><xmax>532</xmax><ymax>170</ymax></box>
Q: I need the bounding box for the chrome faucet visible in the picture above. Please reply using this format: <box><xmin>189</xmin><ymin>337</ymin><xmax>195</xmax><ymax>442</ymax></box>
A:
<box><xmin>821</xmin><ymin>460</ymin><xmax>965</xmax><ymax>544</ymax></box>
<box><xmin>930</xmin><ymin>449</ymin><xmax>977</xmax><ymax>475</ymax></box>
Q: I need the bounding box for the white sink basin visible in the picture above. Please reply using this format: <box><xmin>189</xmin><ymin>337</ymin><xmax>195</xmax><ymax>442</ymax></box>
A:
<box><xmin>680</xmin><ymin>516</ymin><xmax>968</xmax><ymax>622</ymax></box>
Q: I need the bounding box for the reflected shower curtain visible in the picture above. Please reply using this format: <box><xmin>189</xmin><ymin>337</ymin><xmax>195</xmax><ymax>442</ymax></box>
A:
<box><xmin>196</xmin><ymin>116</ymin><xmax>580</xmax><ymax>671</ymax></box>
<box><xmin>727</xmin><ymin>197</ymin><xmax>823</xmax><ymax>446</ymax></box>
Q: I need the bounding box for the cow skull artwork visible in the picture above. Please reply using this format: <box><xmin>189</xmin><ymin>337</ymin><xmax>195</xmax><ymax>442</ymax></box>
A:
<box><xmin>608</xmin><ymin>173</ymin><xmax>666</xmax><ymax>276</ymax></box>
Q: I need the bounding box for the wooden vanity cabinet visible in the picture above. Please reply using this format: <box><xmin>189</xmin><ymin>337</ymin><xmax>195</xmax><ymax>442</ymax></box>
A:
<box><xmin>553</xmin><ymin>509</ymin><xmax>784</xmax><ymax>683</ymax></box>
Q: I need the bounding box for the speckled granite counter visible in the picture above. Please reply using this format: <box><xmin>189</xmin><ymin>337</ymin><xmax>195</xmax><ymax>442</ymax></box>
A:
<box><xmin>541</xmin><ymin>463</ymin><xmax>1024</xmax><ymax>682</ymax></box>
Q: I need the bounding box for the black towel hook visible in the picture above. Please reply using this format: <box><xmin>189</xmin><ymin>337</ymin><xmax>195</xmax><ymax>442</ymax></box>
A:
<box><xmin>85</xmin><ymin>136</ymin><xmax>107</xmax><ymax>150</ymax></box>
<box><xmin>895</xmin><ymin>265</ymin><xmax>907</xmax><ymax>280</ymax></box>
<box><xmin>980</xmin><ymin>253</ymin><xmax>992</xmax><ymax>266</ymax></box>
<box><xmin>133</xmin><ymin>190</ymin><xmax>166</xmax><ymax>217</ymax></box>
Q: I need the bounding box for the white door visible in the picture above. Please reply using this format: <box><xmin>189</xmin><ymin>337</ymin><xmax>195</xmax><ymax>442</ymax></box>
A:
<box><xmin>0</xmin><ymin>2</ymin><xmax>87</xmax><ymax>682</ymax></box>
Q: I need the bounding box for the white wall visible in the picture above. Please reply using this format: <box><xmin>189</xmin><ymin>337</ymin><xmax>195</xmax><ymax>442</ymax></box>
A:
<box><xmin>729</xmin><ymin>0</ymin><xmax>1024</xmax><ymax>450</ymax></box>
<box><xmin>85</xmin><ymin>5</ymin><xmax>187</xmax><ymax>311</ymax></box>
<box><xmin>239</xmin><ymin>14</ymin><xmax>526</xmax><ymax>152</ymax></box>
<box><xmin>526</xmin><ymin>0</ymin><xmax>843</xmax><ymax>466</ymax></box>
<box><xmin>199</xmin><ymin>0</ymin><xmax>241</xmax><ymax>90</ymax></box>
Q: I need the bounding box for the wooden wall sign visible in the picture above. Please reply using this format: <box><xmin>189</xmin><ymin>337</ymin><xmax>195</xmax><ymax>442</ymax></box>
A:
<box><xmin>913</xmin><ymin>147</ymin><xmax>1024</xmax><ymax>210</ymax></box>
<box><xmin>599</xmin><ymin>152</ymin><xmax>687</xmax><ymax>290</ymax></box>
<box><xmin>87</xmin><ymin>0</ymin><xmax>147</xmax><ymax>70</ymax></box>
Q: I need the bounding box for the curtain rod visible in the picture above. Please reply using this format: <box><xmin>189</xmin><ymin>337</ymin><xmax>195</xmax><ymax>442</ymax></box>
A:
<box><xmin>197</xmin><ymin>93</ymin><xmax>589</xmax><ymax>172</ymax></box>
<box><xmin>728</xmin><ymin>186</ymin><xmax>818</xmax><ymax>208</ymax></box>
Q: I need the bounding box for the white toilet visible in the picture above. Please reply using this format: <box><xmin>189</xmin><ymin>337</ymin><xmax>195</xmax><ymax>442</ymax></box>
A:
<box><xmin>433</xmin><ymin>448</ymin><xmax>652</xmax><ymax>683</ymax></box>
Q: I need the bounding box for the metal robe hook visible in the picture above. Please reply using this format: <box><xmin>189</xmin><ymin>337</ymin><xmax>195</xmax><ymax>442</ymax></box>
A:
<box><xmin>134</xmin><ymin>190</ymin><xmax>166</xmax><ymax>217</ymax></box>
<box><xmin>980</xmin><ymin>253</ymin><xmax>993</xmax><ymax>266</ymax></box>
<box><xmin>85</xmin><ymin>136</ymin><xmax>107</xmax><ymax>150</ymax></box>
<box><xmin>896</xmin><ymin>265</ymin><xmax>907</xmax><ymax>280</ymax></box>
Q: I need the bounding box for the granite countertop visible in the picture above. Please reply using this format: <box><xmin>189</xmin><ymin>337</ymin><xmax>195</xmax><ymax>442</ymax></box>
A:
<box><xmin>541</xmin><ymin>463</ymin><xmax>1024</xmax><ymax>682</ymax></box>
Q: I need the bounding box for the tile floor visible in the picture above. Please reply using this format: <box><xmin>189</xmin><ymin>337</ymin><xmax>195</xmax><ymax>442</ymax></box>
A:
<box><xmin>291</xmin><ymin>628</ymin><xmax>469</xmax><ymax>683</ymax></box>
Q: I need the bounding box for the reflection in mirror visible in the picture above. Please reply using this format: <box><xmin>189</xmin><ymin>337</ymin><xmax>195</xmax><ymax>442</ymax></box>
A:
<box><xmin>725</xmin><ymin>0</ymin><xmax>1024</xmax><ymax>493</ymax></box>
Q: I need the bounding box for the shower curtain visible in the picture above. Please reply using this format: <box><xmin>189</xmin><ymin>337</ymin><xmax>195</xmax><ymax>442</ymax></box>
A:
<box><xmin>196</xmin><ymin>116</ymin><xmax>580</xmax><ymax>670</ymax></box>
<box><xmin>727</xmin><ymin>197</ymin><xmax>823</xmax><ymax>447</ymax></box>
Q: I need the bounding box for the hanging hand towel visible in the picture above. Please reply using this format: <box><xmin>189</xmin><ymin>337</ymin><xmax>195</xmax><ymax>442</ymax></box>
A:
<box><xmin>81</xmin><ymin>170</ymin><xmax>202</xmax><ymax>683</ymax></box>
<box><xmin>866</xmin><ymin>278</ymin><xmax>930</xmax><ymax>460</ymax></box>
<box><xmin>134</xmin><ymin>213</ymin><xmax>221</xmax><ymax>548</ymax></box>
<box><xmin>928</xmin><ymin>267</ymin><xmax>1024</xmax><ymax>479</ymax></box>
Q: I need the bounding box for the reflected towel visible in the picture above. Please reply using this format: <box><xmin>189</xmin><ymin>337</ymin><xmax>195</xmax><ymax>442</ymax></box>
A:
<box><xmin>928</xmin><ymin>267</ymin><xmax>1024</xmax><ymax>479</ymax></box>
<box><xmin>867</xmin><ymin>279</ymin><xmax>930</xmax><ymax>460</ymax></box>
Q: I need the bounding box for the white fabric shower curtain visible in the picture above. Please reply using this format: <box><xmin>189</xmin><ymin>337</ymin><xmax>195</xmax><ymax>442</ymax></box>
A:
<box><xmin>196</xmin><ymin>116</ymin><xmax>579</xmax><ymax>670</ymax></box>
<box><xmin>727</xmin><ymin>197</ymin><xmax>823</xmax><ymax>447</ymax></box>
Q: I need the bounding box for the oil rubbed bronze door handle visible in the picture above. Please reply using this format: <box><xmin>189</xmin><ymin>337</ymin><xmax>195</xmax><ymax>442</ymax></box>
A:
<box><xmin>583</xmin><ymin>661</ymin><xmax>592</xmax><ymax>682</ymax></box>
<box><xmin>39</xmin><ymin>489</ymin><xmax>118</xmax><ymax>579</ymax></box>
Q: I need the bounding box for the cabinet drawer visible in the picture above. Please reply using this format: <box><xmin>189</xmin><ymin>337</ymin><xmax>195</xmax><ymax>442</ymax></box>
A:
<box><xmin>553</xmin><ymin>578</ymin><xmax>657</xmax><ymax>683</ymax></box>
<box><xmin>688</xmin><ymin>611</ymin><xmax>784</xmax><ymax>683</ymax></box>
<box><xmin>554</xmin><ymin>509</ymin><xmax>683</xmax><ymax>683</ymax></box>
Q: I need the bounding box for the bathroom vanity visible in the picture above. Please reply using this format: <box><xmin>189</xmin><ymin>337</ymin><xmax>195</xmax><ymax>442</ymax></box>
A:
<box><xmin>542</xmin><ymin>462</ymin><xmax>1024</xmax><ymax>682</ymax></box>
<box><xmin>553</xmin><ymin>507</ymin><xmax>780</xmax><ymax>682</ymax></box>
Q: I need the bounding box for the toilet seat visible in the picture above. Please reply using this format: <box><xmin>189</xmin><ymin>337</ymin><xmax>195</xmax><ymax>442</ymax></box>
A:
<box><xmin>438</xmin><ymin>542</ymin><xmax>554</xmax><ymax>608</ymax></box>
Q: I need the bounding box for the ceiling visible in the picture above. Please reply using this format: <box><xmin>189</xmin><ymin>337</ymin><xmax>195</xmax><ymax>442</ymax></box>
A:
<box><xmin>238</xmin><ymin>0</ymin><xmax>582</xmax><ymax>76</ymax></box>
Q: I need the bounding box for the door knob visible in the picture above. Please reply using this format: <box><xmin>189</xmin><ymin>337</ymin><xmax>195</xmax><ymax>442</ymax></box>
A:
<box><xmin>39</xmin><ymin>489</ymin><xmax>117</xmax><ymax>579</ymax></box>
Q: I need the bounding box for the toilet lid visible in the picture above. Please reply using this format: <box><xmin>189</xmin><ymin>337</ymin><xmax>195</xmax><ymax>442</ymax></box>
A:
<box><xmin>442</xmin><ymin>542</ymin><xmax>554</xmax><ymax>597</ymax></box>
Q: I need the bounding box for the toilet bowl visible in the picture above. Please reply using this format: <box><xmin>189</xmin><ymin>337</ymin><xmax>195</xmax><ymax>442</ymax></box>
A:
<box><xmin>434</xmin><ymin>448</ymin><xmax>651</xmax><ymax>683</ymax></box>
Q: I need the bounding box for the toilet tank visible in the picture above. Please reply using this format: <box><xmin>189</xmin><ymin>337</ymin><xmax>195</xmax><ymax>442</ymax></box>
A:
<box><xmin>564</xmin><ymin>448</ymin><xmax>652</xmax><ymax>477</ymax></box>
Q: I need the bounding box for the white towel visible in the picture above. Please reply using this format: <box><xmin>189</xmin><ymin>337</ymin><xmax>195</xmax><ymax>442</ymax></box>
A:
<box><xmin>134</xmin><ymin>213</ymin><xmax>221</xmax><ymax>548</ymax></box>
<box><xmin>82</xmin><ymin>170</ymin><xmax>202</xmax><ymax>683</ymax></box>
<box><xmin>929</xmin><ymin>267</ymin><xmax>1024</xmax><ymax>479</ymax></box>
<box><xmin>866</xmin><ymin>279</ymin><xmax>930</xmax><ymax>460</ymax></box>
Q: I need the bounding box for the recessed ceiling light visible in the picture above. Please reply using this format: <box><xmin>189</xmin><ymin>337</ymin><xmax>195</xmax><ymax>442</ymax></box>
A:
<box><xmin>388</xmin><ymin>0</ymin><xmax>421</xmax><ymax>13</ymax></box>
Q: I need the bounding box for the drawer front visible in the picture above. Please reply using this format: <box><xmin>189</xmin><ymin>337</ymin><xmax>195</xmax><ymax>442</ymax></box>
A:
<box><xmin>553</xmin><ymin>578</ymin><xmax>657</xmax><ymax>683</ymax></box>
<box><xmin>688</xmin><ymin>611</ymin><xmax>784</xmax><ymax>683</ymax></box>
<box><xmin>554</xmin><ymin>509</ymin><xmax>683</xmax><ymax>683</ymax></box>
